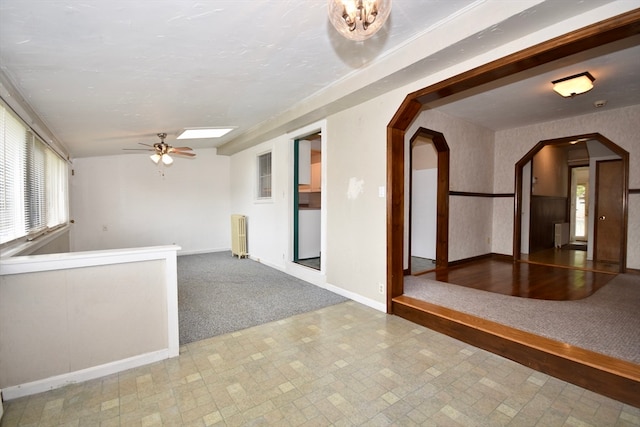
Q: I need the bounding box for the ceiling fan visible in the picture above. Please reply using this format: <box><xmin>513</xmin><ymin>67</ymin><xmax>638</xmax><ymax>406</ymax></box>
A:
<box><xmin>124</xmin><ymin>133</ymin><xmax>196</xmax><ymax>165</ymax></box>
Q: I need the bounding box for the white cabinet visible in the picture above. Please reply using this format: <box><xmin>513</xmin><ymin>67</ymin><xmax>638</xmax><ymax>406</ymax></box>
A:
<box><xmin>310</xmin><ymin>151</ymin><xmax>321</xmax><ymax>191</ymax></box>
<box><xmin>298</xmin><ymin>209</ymin><xmax>321</xmax><ymax>259</ymax></box>
<box><xmin>298</xmin><ymin>140</ymin><xmax>311</xmax><ymax>185</ymax></box>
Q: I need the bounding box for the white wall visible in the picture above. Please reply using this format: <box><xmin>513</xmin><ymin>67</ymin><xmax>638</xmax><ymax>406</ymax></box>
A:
<box><xmin>30</xmin><ymin>232</ymin><xmax>70</xmax><ymax>255</ymax></box>
<box><xmin>232</xmin><ymin>91</ymin><xmax>401</xmax><ymax>309</ymax></box>
<box><xmin>70</xmin><ymin>148</ymin><xmax>231</xmax><ymax>254</ymax></box>
<box><xmin>411</xmin><ymin>168</ymin><xmax>437</xmax><ymax>259</ymax></box>
<box><xmin>229</xmin><ymin>136</ymin><xmax>292</xmax><ymax>269</ymax></box>
<box><xmin>324</xmin><ymin>97</ymin><xmax>398</xmax><ymax>305</ymax></box>
<box><xmin>410</xmin><ymin>142</ymin><xmax>437</xmax><ymax>260</ymax></box>
<box><xmin>492</xmin><ymin>104</ymin><xmax>640</xmax><ymax>268</ymax></box>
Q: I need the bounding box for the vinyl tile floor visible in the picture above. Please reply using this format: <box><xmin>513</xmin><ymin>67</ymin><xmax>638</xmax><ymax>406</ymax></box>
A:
<box><xmin>2</xmin><ymin>301</ymin><xmax>639</xmax><ymax>426</ymax></box>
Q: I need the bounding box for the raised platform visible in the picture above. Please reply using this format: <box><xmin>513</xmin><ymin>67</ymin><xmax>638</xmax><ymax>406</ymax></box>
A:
<box><xmin>392</xmin><ymin>295</ymin><xmax>640</xmax><ymax>407</ymax></box>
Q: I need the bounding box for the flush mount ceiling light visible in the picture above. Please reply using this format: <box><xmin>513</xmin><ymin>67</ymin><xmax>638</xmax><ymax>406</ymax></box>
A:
<box><xmin>177</xmin><ymin>127</ymin><xmax>235</xmax><ymax>139</ymax></box>
<box><xmin>328</xmin><ymin>0</ymin><xmax>392</xmax><ymax>41</ymax></box>
<box><xmin>552</xmin><ymin>72</ymin><xmax>595</xmax><ymax>98</ymax></box>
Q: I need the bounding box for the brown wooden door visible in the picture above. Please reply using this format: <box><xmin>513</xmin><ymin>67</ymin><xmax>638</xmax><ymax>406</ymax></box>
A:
<box><xmin>594</xmin><ymin>159</ymin><xmax>623</xmax><ymax>264</ymax></box>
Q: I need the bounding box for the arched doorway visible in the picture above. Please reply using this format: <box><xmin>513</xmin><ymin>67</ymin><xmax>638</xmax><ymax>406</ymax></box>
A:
<box><xmin>514</xmin><ymin>133</ymin><xmax>628</xmax><ymax>272</ymax></box>
<box><xmin>407</xmin><ymin>128</ymin><xmax>449</xmax><ymax>274</ymax></box>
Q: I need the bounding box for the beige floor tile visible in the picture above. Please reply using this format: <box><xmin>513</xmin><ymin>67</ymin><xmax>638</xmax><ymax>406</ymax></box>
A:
<box><xmin>2</xmin><ymin>302</ymin><xmax>637</xmax><ymax>427</ymax></box>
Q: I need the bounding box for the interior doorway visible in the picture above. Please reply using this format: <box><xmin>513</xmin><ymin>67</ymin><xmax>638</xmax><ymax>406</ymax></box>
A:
<box><xmin>293</xmin><ymin>132</ymin><xmax>322</xmax><ymax>270</ymax></box>
<box><xmin>406</xmin><ymin>127</ymin><xmax>450</xmax><ymax>274</ymax></box>
<box><xmin>410</xmin><ymin>137</ymin><xmax>437</xmax><ymax>273</ymax></box>
<box><xmin>570</xmin><ymin>166</ymin><xmax>589</xmax><ymax>244</ymax></box>
<box><xmin>514</xmin><ymin>133</ymin><xmax>628</xmax><ymax>273</ymax></box>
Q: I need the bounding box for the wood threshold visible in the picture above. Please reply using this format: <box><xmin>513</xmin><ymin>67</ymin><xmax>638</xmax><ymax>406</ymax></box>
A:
<box><xmin>392</xmin><ymin>295</ymin><xmax>640</xmax><ymax>408</ymax></box>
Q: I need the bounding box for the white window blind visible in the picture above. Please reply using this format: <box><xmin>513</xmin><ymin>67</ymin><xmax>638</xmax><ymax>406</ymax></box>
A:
<box><xmin>257</xmin><ymin>152</ymin><xmax>272</xmax><ymax>199</ymax></box>
<box><xmin>46</xmin><ymin>147</ymin><xmax>69</xmax><ymax>228</ymax></box>
<box><xmin>26</xmin><ymin>133</ymin><xmax>47</xmax><ymax>234</ymax></box>
<box><xmin>0</xmin><ymin>102</ymin><xmax>68</xmax><ymax>246</ymax></box>
<box><xmin>0</xmin><ymin>105</ymin><xmax>27</xmax><ymax>244</ymax></box>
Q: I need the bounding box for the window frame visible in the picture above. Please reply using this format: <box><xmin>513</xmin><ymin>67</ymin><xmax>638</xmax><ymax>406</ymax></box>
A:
<box><xmin>1</xmin><ymin>100</ymin><xmax>69</xmax><ymax>250</ymax></box>
<box><xmin>256</xmin><ymin>150</ymin><xmax>273</xmax><ymax>201</ymax></box>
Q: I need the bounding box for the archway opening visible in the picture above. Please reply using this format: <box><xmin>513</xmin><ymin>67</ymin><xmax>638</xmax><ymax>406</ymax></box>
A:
<box><xmin>514</xmin><ymin>133</ymin><xmax>628</xmax><ymax>273</ymax></box>
<box><xmin>406</xmin><ymin>127</ymin><xmax>449</xmax><ymax>275</ymax></box>
<box><xmin>385</xmin><ymin>12</ymin><xmax>639</xmax><ymax>309</ymax></box>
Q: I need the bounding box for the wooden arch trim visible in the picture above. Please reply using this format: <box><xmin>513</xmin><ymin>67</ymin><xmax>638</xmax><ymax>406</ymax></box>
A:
<box><xmin>513</xmin><ymin>133</ymin><xmax>629</xmax><ymax>271</ymax></box>
<box><xmin>386</xmin><ymin>9</ymin><xmax>640</xmax><ymax>311</ymax></box>
<box><xmin>408</xmin><ymin>128</ymin><xmax>450</xmax><ymax>272</ymax></box>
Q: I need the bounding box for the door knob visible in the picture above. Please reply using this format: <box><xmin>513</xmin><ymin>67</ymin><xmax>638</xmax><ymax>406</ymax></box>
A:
<box><xmin>599</xmin><ymin>215</ymin><xmax>606</xmax><ymax>220</ymax></box>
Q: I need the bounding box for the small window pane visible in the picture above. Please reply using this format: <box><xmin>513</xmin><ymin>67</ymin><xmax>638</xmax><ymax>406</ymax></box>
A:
<box><xmin>258</xmin><ymin>152</ymin><xmax>272</xmax><ymax>199</ymax></box>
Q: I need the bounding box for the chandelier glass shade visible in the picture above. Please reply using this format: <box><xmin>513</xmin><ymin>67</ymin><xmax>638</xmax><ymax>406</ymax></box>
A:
<box><xmin>328</xmin><ymin>0</ymin><xmax>392</xmax><ymax>41</ymax></box>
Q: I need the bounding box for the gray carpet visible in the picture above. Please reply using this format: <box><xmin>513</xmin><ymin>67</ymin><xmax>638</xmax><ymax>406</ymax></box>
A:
<box><xmin>178</xmin><ymin>251</ymin><xmax>347</xmax><ymax>344</ymax></box>
<box><xmin>411</xmin><ymin>256</ymin><xmax>436</xmax><ymax>273</ymax></box>
<box><xmin>404</xmin><ymin>273</ymin><xmax>640</xmax><ymax>364</ymax></box>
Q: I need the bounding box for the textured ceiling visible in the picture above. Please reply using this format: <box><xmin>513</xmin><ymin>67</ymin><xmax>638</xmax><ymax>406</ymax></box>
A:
<box><xmin>0</xmin><ymin>0</ymin><xmax>638</xmax><ymax>158</ymax></box>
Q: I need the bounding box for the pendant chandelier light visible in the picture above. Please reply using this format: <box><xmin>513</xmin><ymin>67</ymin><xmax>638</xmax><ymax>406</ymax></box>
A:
<box><xmin>328</xmin><ymin>0</ymin><xmax>392</xmax><ymax>41</ymax></box>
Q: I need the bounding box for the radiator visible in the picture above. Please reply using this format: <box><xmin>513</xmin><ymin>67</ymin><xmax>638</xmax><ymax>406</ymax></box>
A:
<box><xmin>231</xmin><ymin>214</ymin><xmax>248</xmax><ymax>258</ymax></box>
<box><xmin>554</xmin><ymin>222</ymin><xmax>570</xmax><ymax>248</ymax></box>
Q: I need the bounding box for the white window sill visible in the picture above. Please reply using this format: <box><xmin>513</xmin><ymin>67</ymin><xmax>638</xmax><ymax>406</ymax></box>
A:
<box><xmin>0</xmin><ymin>225</ymin><xmax>71</xmax><ymax>259</ymax></box>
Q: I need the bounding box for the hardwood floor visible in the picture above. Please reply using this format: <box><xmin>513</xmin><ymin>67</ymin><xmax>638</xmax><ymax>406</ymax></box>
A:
<box><xmin>416</xmin><ymin>259</ymin><xmax>615</xmax><ymax>301</ymax></box>
<box><xmin>523</xmin><ymin>245</ymin><xmax>620</xmax><ymax>273</ymax></box>
<box><xmin>413</xmin><ymin>247</ymin><xmax>617</xmax><ymax>300</ymax></box>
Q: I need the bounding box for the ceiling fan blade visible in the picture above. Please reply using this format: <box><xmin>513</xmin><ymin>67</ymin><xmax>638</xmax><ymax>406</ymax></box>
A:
<box><xmin>171</xmin><ymin>146</ymin><xmax>193</xmax><ymax>151</ymax></box>
<box><xmin>168</xmin><ymin>148</ymin><xmax>195</xmax><ymax>154</ymax></box>
<box><xmin>138</xmin><ymin>142</ymin><xmax>155</xmax><ymax>148</ymax></box>
<box><xmin>171</xmin><ymin>151</ymin><xmax>196</xmax><ymax>157</ymax></box>
<box><xmin>123</xmin><ymin>148</ymin><xmax>154</xmax><ymax>151</ymax></box>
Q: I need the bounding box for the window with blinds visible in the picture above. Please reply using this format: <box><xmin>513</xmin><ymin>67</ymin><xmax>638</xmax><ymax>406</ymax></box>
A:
<box><xmin>0</xmin><ymin>101</ymin><xmax>69</xmax><ymax>246</ymax></box>
<box><xmin>257</xmin><ymin>151</ymin><xmax>272</xmax><ymax>199</ymax></box>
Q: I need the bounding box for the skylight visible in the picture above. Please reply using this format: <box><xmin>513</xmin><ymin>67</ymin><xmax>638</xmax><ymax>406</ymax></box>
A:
<box><xmin>177</xmin><ymin>128</ymin><xmax>235</xmax><ymax>139</ymax></box>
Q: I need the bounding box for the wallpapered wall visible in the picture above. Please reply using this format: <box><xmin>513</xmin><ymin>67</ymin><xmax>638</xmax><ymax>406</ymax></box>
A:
<box><xmin>400</xmin><ymin>104</ymin><xmax>639</xmax><ymax>269</ymax></box>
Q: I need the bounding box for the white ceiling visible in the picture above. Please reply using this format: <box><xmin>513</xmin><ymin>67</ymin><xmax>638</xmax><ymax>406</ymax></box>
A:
<box><xmin>0</xmin><ymin>0</ymin><xmax>638</xmax><ymax>158</ymax></box>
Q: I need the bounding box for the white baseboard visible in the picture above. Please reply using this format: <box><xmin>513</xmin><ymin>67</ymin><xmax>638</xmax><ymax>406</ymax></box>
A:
<box><xmin>248</xmin><ymin>256</ymin><xmax>387</xmax><ymax>313</ymax></box>
<box><xmin>324</xmin><ymin>282</ymin><xmax>386</xmax><ymax>312</ymax></box>
<box><xmin>2</xmin><ymin>349</ymin><xmax>171</xmax><ymax>400</ymax></box>
<box><xmin>178</xmin><ymin>247</ymin><xmax>230</xmax><ymax>256</ymax></box>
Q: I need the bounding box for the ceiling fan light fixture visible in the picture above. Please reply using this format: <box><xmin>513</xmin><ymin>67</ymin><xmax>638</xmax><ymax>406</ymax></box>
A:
<box><xmin>150</xmin><ymin>153</ymin><xmax>161</xmax><ymax>164</ymax></box>
<box><xmin>161</xmin><ymin>154</ymin><xmax>174</xmax><ymax>165</ymax></box>
<box><xmin>328</xmin><ymin>0</ymin><xmax>392</xmax><ymax>41</ymax></box>
<box><xmin>552</xmin><ymin>72</ymin><xmax>595</xmax><ymax>97</ymax></box>
<box><xmin>177</xmin><ymin>127</ymin><xmax>235</xmax><ymax>139</ymax></box>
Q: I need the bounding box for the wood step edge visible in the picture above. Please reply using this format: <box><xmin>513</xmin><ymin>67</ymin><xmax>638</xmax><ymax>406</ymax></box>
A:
<box><xmin>393</xmin><ymin>295</ymin><xmax>640</xmax><ymax>383</ymax></box>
